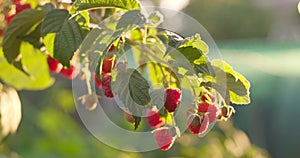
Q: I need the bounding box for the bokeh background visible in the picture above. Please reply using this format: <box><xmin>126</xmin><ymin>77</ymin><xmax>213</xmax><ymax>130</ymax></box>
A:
<box><xmin>1</xmin><ymin>0</ymin><xmax>300</xmax><ymax>157</ymax></box>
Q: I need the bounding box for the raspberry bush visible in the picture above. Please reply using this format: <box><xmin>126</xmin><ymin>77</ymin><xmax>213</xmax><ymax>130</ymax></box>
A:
<box><xmin>0</xmin><ymin>0</ymin><xmax>251</xmax><ymax>151</ymax></box>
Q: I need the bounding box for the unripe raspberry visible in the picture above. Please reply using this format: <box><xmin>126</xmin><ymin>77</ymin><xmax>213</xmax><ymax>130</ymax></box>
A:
<box><xmin>146</xmin><ymin>109</ymin><xmax>164</xmax><ymax>128</ymax></box>
<box><xmin>102</xmin><ymin>75</ymin><xmax>114</xmax><ymax>98</ymax></box>
<box><xmin>164</xmin><ymin>88</ymin><xmax>182</xmax><ymax>112</ymax></box>
<box><xmin>153</xmin><ymin>127</ymin><xmax>175</xmax><ymax>151</ymax></box>
<box><xmin>47</xmin><ymin>56</ymin><xmax>63</xmax><ymax>73</ymax></box>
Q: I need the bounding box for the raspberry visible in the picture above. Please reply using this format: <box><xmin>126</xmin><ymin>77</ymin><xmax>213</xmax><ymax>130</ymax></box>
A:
<box><xmin>108</xmin><ymin>44</ymin><xmax>115</xmax><ymax>52</ymax></box>
<box><xmin>207</xmin><ymin>105</ymin><xmax>218</xmax><ymax>124</ymax></box>
<box><xmin>164</xmin><ymin>88</ymin><xmax>182</xmax><ymax>112</ymax></box>
<box><xmin>101</xmin><ymin>55</ymin><xmax>116</xmax><ymax>75</ymax></box>
<box><xmin>15</xmin><ymin>4</ymin><xmax>31</xmax><ymax>13</ymax></box>
<box><xmin>198</xmin><ymin>102</ymin><xmax>210</xmax><ymax>113</ymax></box>
<box><xmin>200</xmin><ymin>92</ymin><xmax>215</xmax><ymax>103</ymax></box>
<box><xmin>5</xmin><ymin>15</ymin><xmax>16</xmax><ymax>25</ymax></box>
<box><xmin>102</xmin><ymin>75</ymin><xmax>114</xmax><ymax>98</ymax></box>
<box><xmin>47</xmin><ymin>56</ymin><xmax>63</xmax><ymax>73</ymax></box>
<box><xmin>60</xmin><ymin>65</ymin><xmax>78</xmax><ymax>79</ymax></box>
<box><xmin>153</xmin><ymin>127</ymin><xmax>175</xmax><ymax>151</ymax></box>
<box><xmin>4</xmin><ymin>3</ymin><xmax>31</xmax><ymax>25</ymax></box>
<box><xmin>93</xmin><ymin>73</ymin><xmax>102</xmax><ymax>88</ymax></box>
<box><xmin>146</xmin><ymin>109</ymin><xmax>164</xmax><ymax>128</ymax></box>
<box><xmin>197</xmin><ymin>102</ymin><xmax>218</xmax><ymax>124</ymax></box>
<box><xmin>124</xmin><ymin>111</ymin><xmax>135</xmax><ymax>124</ymax></box>
<box><xmin>187</xmin><ymin>114</ymin><xmax>209</xmax><ymax>135</ymax></box>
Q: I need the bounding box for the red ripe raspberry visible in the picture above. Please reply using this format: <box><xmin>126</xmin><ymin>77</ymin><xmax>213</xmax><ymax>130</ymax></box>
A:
<box><xmin>101</xmin><ymin>55</ymin><xmax>116</xmax><ymax>75</ymax></box>
<box><xmin>93</xmin><ymin>73</ymin><xmax>102</xmax><ymax>88</ymax></box>
<box><xmin>47</xmin><ymin>56</ymin><xmax>63</xmax><ymax>73</ymax></box>
<box><xmin>200</xmin><ymin>92</ymin><xmax>215</xmax><ymax>103</ymax></box>
<box><xmin>60</xmin><ymin>65</ymin><xmax>78</xmax><ymax>79</ymax></box>
<box><xmin>102</xmin><ymin>75</ymin><xmax>114</xmax><ymax>98</ymax></box>
<box><xmin>197</xmin><ymin>102</ymin><xmax>218</xmax><ymax>124</ymax></box>
<box><xmin>187</xmin><ymin>114</ymin><xmax>209</xmax><ymax>135</ymax></box>
<box><xmin>153</xmin><ymin>127</ymin><xmax>175</xmax><ymax>151</ymax></box>
<box><xmin>108</xmin><ymin>44</ymin><xmax>115</xmax><ymax>52</ymax></box>
<box><xmin>146</xmin><ymin>109</ymin><xmax>164</xmax><ymax>128</ymax></box>
<box><xmin>164</xmin><ymin>88</ymin><xmax>182</xmax><ymax>112</ymax></box>
<box><xmin>5</xmin><ymin>15</ymin><xmax>16</xmax><ymax>25</ymax></box>
<box><xmin>207</xmin><ymin>105</ymin><xmax>218</xmax><ymax>124</ymax></box>
<box><xmin>15</xmin><ymin>4</ymin><xmax>31</xmax><ymax>13</ymax></box>
<box><xmin>198</xmin><ymin>102</ymin><xmax>210</xmax><ymax>113</ymax></box>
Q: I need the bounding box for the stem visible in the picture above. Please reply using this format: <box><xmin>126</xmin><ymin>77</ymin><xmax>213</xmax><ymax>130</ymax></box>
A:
<box><xmin>187</xmin><ymin>76</ymin><xmax>197</xmax><ymax>98</ymax></box>
<box><xmin>121</xmin><ymin>47</ymin><xmax>127</xmax><ymax>62</ymax></box>
<box><xmin>125</xmin><ymin>38</ymin><xmax>169</xmax><ymax>65</ymax></box>
<box><xmin>171</xmin><ymin>113</ymin><xmax>176</xmax><ymax>127</ymax></box>
<box><xmin>157</xmin><ymin>63</ymin><xmax>168</xmax><ymax>86</ymax></box>
<box><xmin>143</xmin><ymin>26</ymin><xmax>148</xmax><ymax>44</ymax></box>
<box><xmin>85</xmin><ymin>70</ymin><xmax>92</xmax><ymax>95</ymax></box>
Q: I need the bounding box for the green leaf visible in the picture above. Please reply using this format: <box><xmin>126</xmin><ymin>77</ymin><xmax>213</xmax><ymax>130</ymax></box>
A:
<box><xmin>0</xmin><ymin>43</ymin><xmax>54</xmax><ymax>90</ymax></box>
<box><xmin>129</xmin><ymin>70</ymin><xmax>151</xmax><ymax>105</ymax></box>
<box><xmin>42</xmin><ymin>9</ymin><xmax>90</xmax><ymax>67</ymax></box>
<box><xmin>111</xmin><ymin>69</ymin><xmax>149</xmax><ymax>121</ymax></box>
<box><xmin>115</xmin><ymin>10</ymin><xmax>146</xmax><ymax>37</ymax></box>
<box><xmin>133</xmin><ymin>116</ymin><xmax>141</xmax><ymax>130</ymax></box>
<box><xmin>212</xmin><ymin>60</ymin><xmax>251</xmax><ymax>104</ymax></box>
<box><xmin>194</xmin><ymin>56</ymin><xmax>215</xmax><ymax>76</ymax></box>
<box><xmin>54</xmin><ymin>15</ymin><xmax>89</xmax><ymax>66</ymax></box>
<box><xmin>2</xmin><ymin>9</ymin><xmax>46</xmax><ymax>74</ymax></box>
<box><xmin>178</xmin><ymin>34</ymin><xmax>209</xmax><ymax>54</ymax></box>
<box><xmin>22</xmin><ymin>24</ymin><xmax>43</xmax><ymax>49</ymax></box>
<box><xmin>41</xmin><ymin>9</ymin><xmax>68</xmax><ymax>37</ymax></box>
<box><xmin>177</xmin><ymin>46</ymin><xmax>203</xmax><ymax>63</ymax></box>
<box><xmin>147</xmin><ymin>11</ymin><xmax>163</xmax><ymax>27</ymax></box>
<box><xmin>73</xmin><ymin>0</ymin><xmax>141</xmax><ymax>11</ymax></box>
<box><xmin>149</xmin><ymin>89</ymin><xmax>165</xmax><ymax>108</ymax></box>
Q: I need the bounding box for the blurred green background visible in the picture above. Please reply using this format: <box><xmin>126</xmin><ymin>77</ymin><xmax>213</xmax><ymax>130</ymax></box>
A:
<box><xmin>1</xmin><ymin>0</ymin><xmax>300</xmax><ymax>157</ymax></box>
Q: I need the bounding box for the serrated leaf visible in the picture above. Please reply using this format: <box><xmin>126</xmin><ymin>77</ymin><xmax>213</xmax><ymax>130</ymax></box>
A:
<box><xmin>147</xmin><ymin>11</ymin><xmax>163</xmax><ymax>26</ymax></box>
<box><xmin>73</xmin><ymin>0</ymin><xmax>141</xmax><ymax>11</ymax></box>
<box><xmin>178</xmin><ymin>34</ymin><xmax>208</xmax><ymax>54</ymax></box>
<box><xmin>115</xmin><ymin>10</ymin><xmax>146</xmax><ymax>35</ymax></box>
<box><xmin>54</xmin><ymin>16</ymin><xmax>89</xmax><ymax>66</ymax></box>
<box><xmin>2</xmin><ymin>9</ymin><xmax>46</xmax><ymax>74</ymax></box>
<box><xmin>212</xmin><ymin>60</ymin><xmax>250</xmax><ymax>104</ymax></box>
<box><xmin>149</xmin><ymin>89</ymin><xmax>166</xmax><ymax>110</ymax></box>
<box><xmin>194</xmin><ymin>56</ymin><xmax>215</xmax><ymax>76</ymax></box>
<box><xmin>129</xmin><ymin>70</ymin><xmax>151</xmax><ymax>105</ymax></box>
<box><xmin>0</xmin><ymin>43</ymin><xmax>54</xmax><ymax>90</ymax></box>
<box><xmin>111</xmin><ymin>69</ymin><xmax>148</xmax><ymax>119</ymax></box>
<box><xmin>0</xmin><ymin>85</ymin><xmax>22</xmax><ymax>138</ymax></box>
<box><xmin>41</xmin><ymin>9</ymin><xmax>68</xmax><ymax>37</ymax></box>
<box><xmin>42</xmin><ymin>10</ymin><xmax>90</xmax><ymax>67</ymax></box>
<box><xmin>22</xmin><ymin>24</ymin><xmax>43</xmax><ymax>49</ymax></box>
<box><xmin>177</xmin><ymin>46</ymin><xmax>203</xmax><ymax>63</ymax></box>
